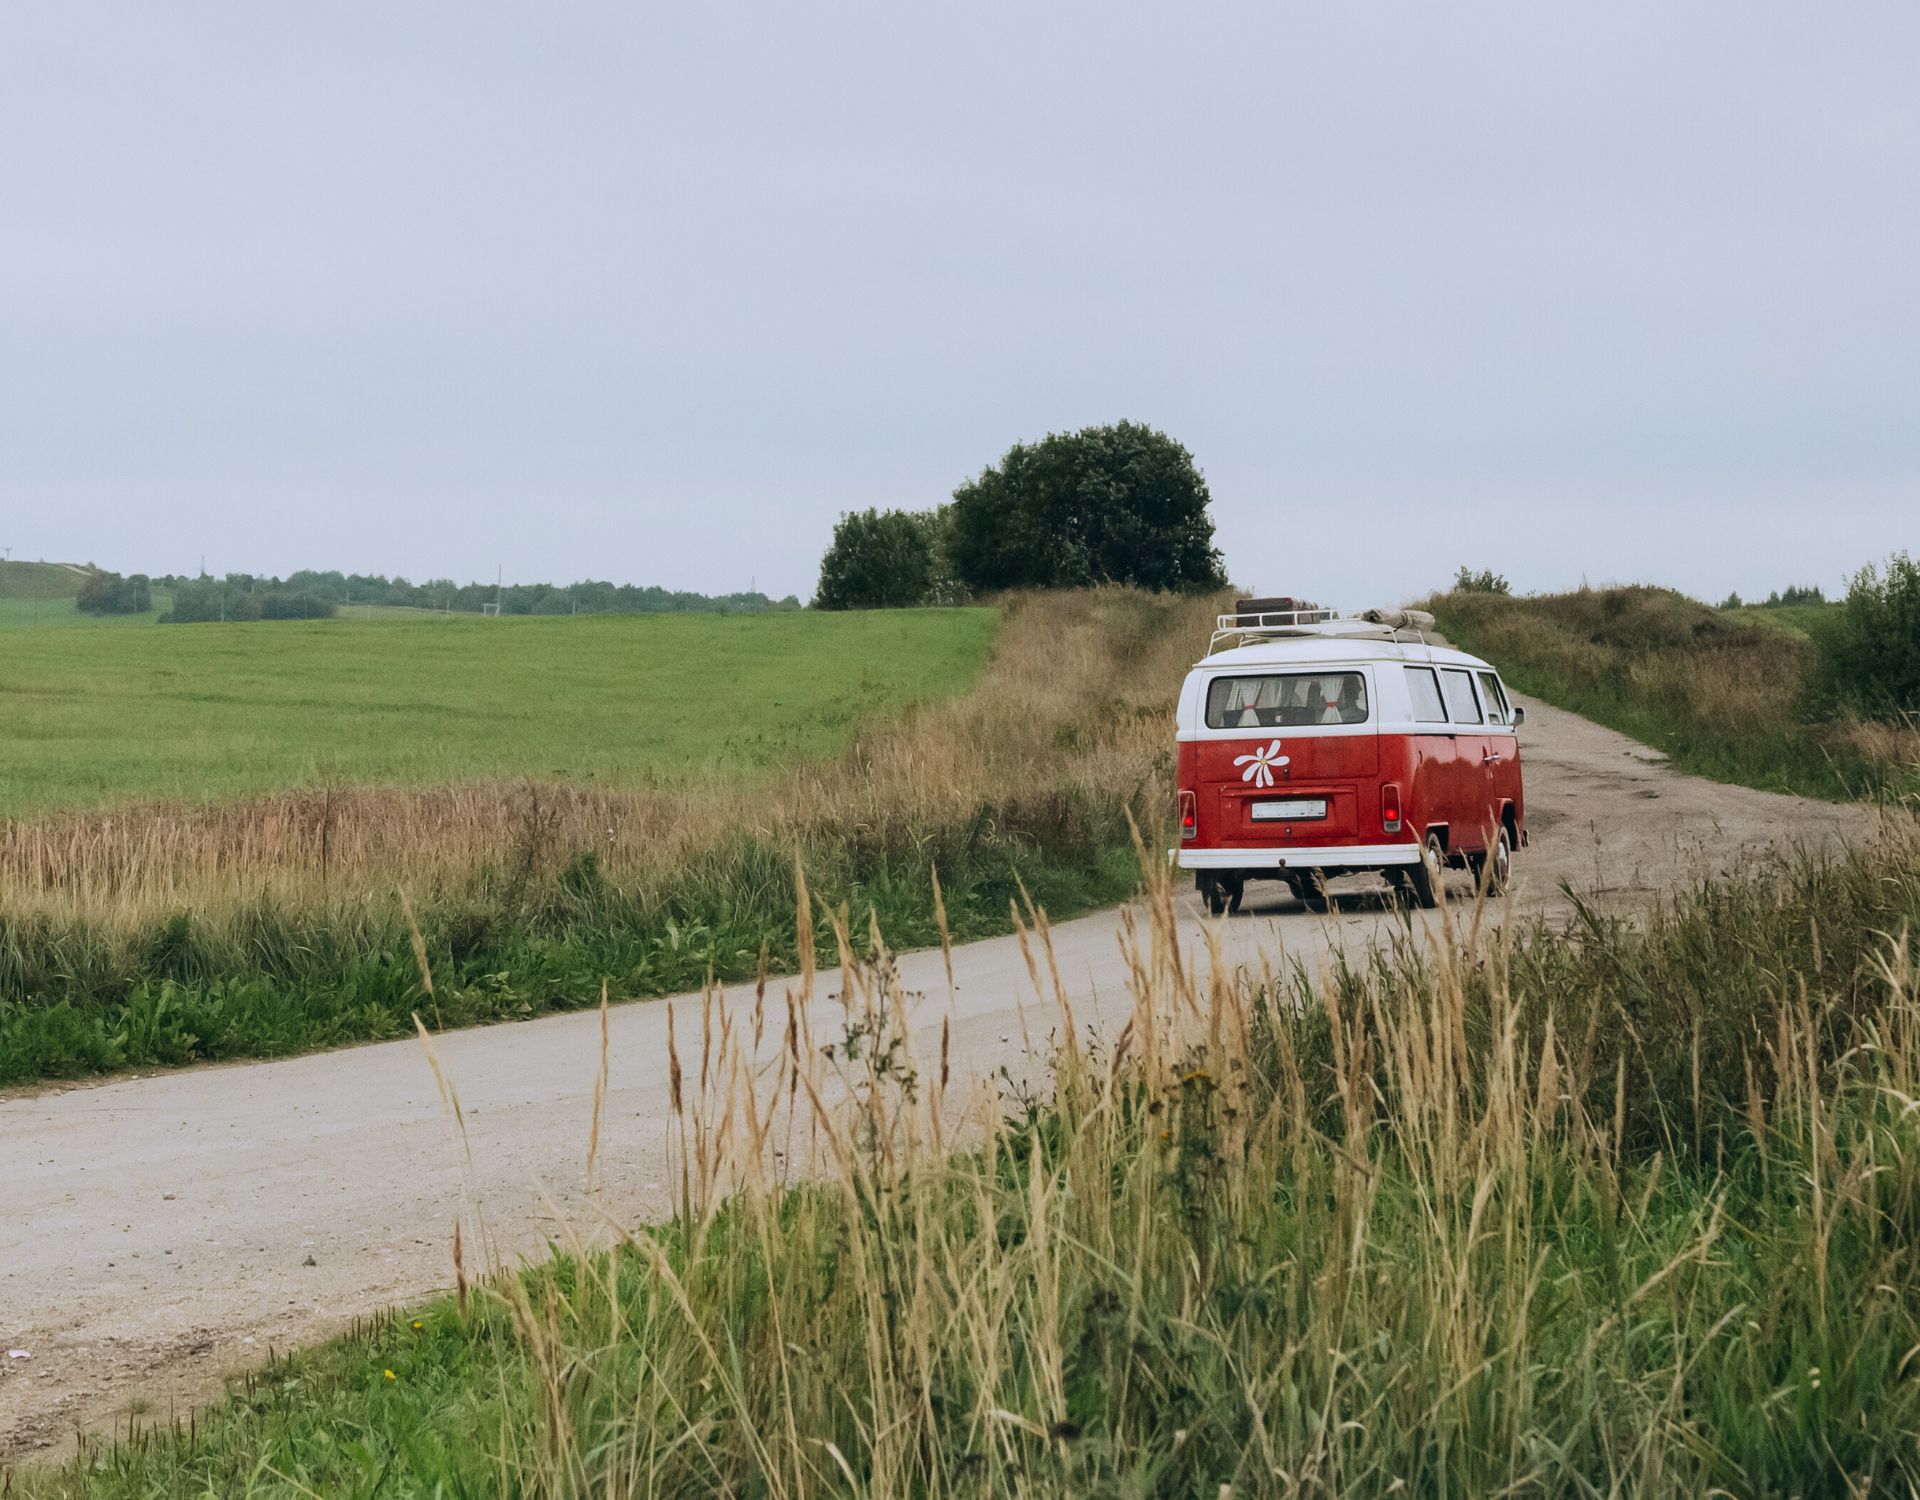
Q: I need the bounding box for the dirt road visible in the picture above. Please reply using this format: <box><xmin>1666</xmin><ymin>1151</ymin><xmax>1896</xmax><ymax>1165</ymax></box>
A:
<box><xmin>0</xmin><ymin>695</ymin><xmax>1878</xmax><ymax>1458</ymax></box>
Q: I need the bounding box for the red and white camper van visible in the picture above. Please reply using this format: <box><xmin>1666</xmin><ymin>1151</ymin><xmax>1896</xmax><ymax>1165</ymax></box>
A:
<box><xmin>1175</xmin><ymin>601</ymin><xmax>1526</xmax><ymax>914</ymax></box>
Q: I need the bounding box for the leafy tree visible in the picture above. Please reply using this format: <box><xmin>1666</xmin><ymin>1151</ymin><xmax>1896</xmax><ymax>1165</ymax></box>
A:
<box><xmin>948</xmin><ymin>421</ymin><xmax>1226</xmax><ymax>593</ymax></box>
<box><xmin>75</xmin><ymin>571</ymin><xmax>152</xmax><ymax>615</ymax></box>
<box><xmin>1719</xmin><ymin>592</ymin><xmax>1744</xmax><ymax>610</ymax></box>
<box><xmin>1453</xmin><ymin>566</ymin><xmax>1511</xmax><ymax>596</ymax></box>
<box><xmin>1817</xmin><ymin>551</ymin><xmax>1920</xmax><ymax>716</ymax></box>
<box><xmin>814</xmin><ymin>509</ymin><xmax>937</xmax><ymax>610</ymax></box>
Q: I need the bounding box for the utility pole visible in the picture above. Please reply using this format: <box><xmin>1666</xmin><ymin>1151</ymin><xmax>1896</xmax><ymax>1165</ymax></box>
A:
<box><xmin>494</xmin><ymin>564</ymin><xmax>503</xmax><ymax>617</ymax></box>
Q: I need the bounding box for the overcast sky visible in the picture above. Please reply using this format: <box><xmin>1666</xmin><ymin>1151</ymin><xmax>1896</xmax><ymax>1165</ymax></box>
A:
<box><xmin>2</xmin><ymin>3</ymin><xmax>1914</xmax><ymax>604</ymax></box>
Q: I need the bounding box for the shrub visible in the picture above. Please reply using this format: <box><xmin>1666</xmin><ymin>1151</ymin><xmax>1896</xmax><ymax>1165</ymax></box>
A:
<box><xmin>949</xmin><ymin>421</ymin><xmax>1226</xmax><ymax>593</ymax></box>
<box><xmin>813</xmin><ymin>508</ymin><xmax>937</xmax><ymax>609</ymax></box>
<box><xmin>75</xmin><ymin>571</ymin><xmax>153</xmax><ymax>615</ymax></box>
<box><xmin>1452</xmin><ymin>565</ymin><xmax>1511</xmax><ymax>595</ymax></box>
<box><xmin>1817</xmin><ymin>551</ymin><xmax>1920</xmax><ymax>718</ymax></box>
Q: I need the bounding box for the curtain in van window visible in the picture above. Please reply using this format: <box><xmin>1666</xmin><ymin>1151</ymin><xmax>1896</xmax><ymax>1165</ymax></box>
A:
<box><xmin>1206</xmin><ymin>673</ymin><xmax>1369</xmax><ymax>728</ymax></box>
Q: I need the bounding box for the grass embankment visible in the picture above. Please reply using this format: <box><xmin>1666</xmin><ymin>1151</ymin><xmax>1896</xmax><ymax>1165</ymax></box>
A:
<box><xmin>1432</xmin><ymin>585</ymin><xmax>1917</xmax><ymax>799</ymax></box>
<box><xmin>0</xmin><ymin>560</ymin><xmax>94</xmax><ymax>600</ymax></box>
<box><xmin>0</xmin><ymin>590</ymin><xmax>1214</xmax><ymax>1085</ymax></box>
<box><xmin>28</xmin><ymin>826</ymin><xmax>1920</xmax><ymax>1497</ymax></box>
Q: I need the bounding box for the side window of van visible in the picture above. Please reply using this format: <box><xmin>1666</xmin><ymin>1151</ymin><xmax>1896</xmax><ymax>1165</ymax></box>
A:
<box><xmin>1440</xmin><ymin>668</ymin><xmax>1484</xmax><ymax>725</ymax></box>
<box><xmin>1476</xmin><ymin>670</ymin><xmax>1512</xmax><ymax>726</ymax></box>
<box><xmin>1404</xmin><ymin>667</ymin><xmax>1448</xmax><ymax>723</ymax></box>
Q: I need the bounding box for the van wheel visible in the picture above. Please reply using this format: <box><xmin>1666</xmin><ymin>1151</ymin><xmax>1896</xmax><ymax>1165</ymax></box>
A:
<box><xmin>1403</xmin><ymin>832</ymin><xmax>1445</xmax><ymax>910</ymax></box>
<box><xmin>1204</xmin><ymin>875</ymin><xmax>1245</xmax><ymax>915</ymax></box>
<box><xmin>1474</xmin><ymin>826</ymin><xmax>1513</xmax><ymax>895</ymax></box>
<box><xmin>1298</xmin><ymin>870</ymin><xmax>1331</xmax><ymax>914</ymax></box>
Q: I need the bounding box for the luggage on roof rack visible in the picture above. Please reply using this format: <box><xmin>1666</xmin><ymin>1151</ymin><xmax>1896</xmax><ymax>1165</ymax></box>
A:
<box><xmin>1207</xmin><ymin>604</ymin><xmax>1435</xmax><ymax>655</ymax></box>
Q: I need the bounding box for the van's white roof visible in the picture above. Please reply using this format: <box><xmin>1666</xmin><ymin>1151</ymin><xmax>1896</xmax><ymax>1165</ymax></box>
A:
<box><xmin>1198</xmin><ymin>636</ymin><xmax>1492</xmax><ymax>672</ymax></box>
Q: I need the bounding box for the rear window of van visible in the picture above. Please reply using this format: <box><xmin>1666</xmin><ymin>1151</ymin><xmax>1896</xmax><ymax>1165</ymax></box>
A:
<box><xmin>1207</xmin><ymin>671</ymin><xmax>1369</xmax><ymax>728</ymax></box>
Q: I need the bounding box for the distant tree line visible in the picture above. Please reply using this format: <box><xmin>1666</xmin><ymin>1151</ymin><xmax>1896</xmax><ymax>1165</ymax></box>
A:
<box><xmin>814</xmin><ymin>421</ymin><xmax>1228</xmax><ymax>610</ymax></box>
<box><xmin>161</xmin><ymin>579</ymin><xmax>338</xmax><ymax>623</ymax></box>
<box><xmin>1718</xmin><ymin>583</ymin><xmax>1828</xmax><ymax>610</ymax></box>
<box><xmin>145</xmin><ymin>570</ymin><xmax>801</xmax><ymax>624</ymax></box>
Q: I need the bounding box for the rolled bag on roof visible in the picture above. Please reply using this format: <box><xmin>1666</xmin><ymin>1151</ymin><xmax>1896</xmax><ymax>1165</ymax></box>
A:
<box><xmin>1357</xmin><ymin>607</ymin><xmax>1435</xmax><ymax>631</ymax></box>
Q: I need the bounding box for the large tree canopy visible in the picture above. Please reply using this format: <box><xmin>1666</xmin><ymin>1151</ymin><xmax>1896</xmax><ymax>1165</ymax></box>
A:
<box><xmin>948</xmin><ymin>421</ymin><xmax>1226</xmax><ymax>593</ymax></box>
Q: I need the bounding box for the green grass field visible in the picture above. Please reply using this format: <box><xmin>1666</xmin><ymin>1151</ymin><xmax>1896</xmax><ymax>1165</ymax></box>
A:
<box><xmin>0</xmin><ymin>594</ymin><xmax>172</xmax><ymax>631</ymax></box>
<box><xmin>0</xmin><ymin>609</ymin><xmax>998</xmax><ymax>817</ymax></box>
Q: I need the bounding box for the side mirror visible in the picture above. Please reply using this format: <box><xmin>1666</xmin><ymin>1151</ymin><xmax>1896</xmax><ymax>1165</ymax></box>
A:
<box><xmin>1511</xmin><ymin>703</ymin><xmax>1526</xmax><ymax>727</ymax></box>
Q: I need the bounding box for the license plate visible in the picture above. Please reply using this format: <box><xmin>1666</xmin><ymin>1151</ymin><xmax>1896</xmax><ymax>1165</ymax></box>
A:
<box><xmin>1251</xmin><ymin>798</ymin><xmax>1327</xmax><ymax>821</ymax></box>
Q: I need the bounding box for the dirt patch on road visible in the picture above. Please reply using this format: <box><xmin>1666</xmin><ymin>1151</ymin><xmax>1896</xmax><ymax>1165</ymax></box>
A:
<box><xmin>1500</xmin><ymin>693</ymin><xmax>1875</xmax><ymax>906</ymax></box>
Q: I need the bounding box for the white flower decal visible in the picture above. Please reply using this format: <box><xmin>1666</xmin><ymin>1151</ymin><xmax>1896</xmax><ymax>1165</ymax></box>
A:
<box><xmin>1234</xmin><ymin>740</ymin><xmax>1289</xmax><ymax>788</ymax></box>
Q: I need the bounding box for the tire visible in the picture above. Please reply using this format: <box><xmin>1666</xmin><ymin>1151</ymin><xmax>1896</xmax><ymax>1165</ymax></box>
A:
<box><xmin>1477</xmin><ymin>825</ymin><xmax>1513</xmax><ymax>895</ymax></box>
<box><xmin>1203</xmin><ymin>876</ymin><xmax>1229</xmax><ymax>916</ymax></box>
<box><xmin>1298</xmin><ymin>869</ymin><xmax>1331</xmax><ymax>914</ymax></box>
<box><xmin>1226</xmin><ymin>876</ymin><xmax>1245</xmax><ymax>915</ymax></box>
<box><xmin>1403</xmin><ymin>831</ymin><xmax>1445</xmax><ymax>910</ymax></box>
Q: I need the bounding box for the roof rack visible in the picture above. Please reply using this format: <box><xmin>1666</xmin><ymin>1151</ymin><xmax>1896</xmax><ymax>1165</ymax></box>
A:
<box><xmin>1207</xmin><ymin>603</ymin><xmax>1436</xmax><ymax>656</ymax></box>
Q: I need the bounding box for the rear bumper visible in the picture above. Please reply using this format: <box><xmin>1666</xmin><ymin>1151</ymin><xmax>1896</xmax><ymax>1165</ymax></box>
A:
<box><xmin>1178</xmin><ymin>842</ymin><xmax>1421</xmax><ymax>871</ymax></box>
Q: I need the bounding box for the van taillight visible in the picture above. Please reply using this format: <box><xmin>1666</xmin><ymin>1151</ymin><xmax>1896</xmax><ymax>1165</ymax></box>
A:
<box><xmin>1382</xmin><ymin>783</ymin><xmax>1403</xmax><ymax>834</ymax></box>
<box><xmin>1179</xmin><ymin>790</ymin><xmax>1197</xmax><ymax>840</ymax></box>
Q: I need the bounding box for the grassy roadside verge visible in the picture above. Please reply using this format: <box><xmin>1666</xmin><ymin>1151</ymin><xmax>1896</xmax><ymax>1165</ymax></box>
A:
<box><xmin>1432</xmin><ymin>584</ymin><xmax>1917</xmax><ymax>799</ymax></box>
<box><xmin>0</xmin><ymin>589</ymin><xmax>1216</xmax><ymax>1086</ymax></box>
<box><xmin>23</xmin><ymin>825</ymin><xmax>1920</xmax><ymax>1496</ymax></box>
